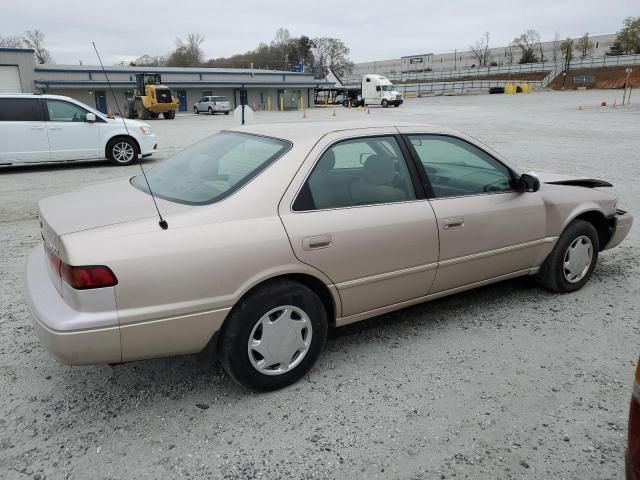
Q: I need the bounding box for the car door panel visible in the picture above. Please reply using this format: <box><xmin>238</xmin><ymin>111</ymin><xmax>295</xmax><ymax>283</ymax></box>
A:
<box><xmin>399</xmin><ymin>130</ymin><xmax>547</xmax><ymax>292</ymax></box>
<box><xmin>45</xmin><ymin>99</ymin><xmax>101</xmax><ymax>161</ymax></box>
<box><xmin>278</xmin><ymin>128</ymin><xmax>439</xmax><ymax>317</ymax></box>
<box><xmin>0</xmin><ymin>98</ymin><xmax>50</xmax><ymax>163</ymax></box>
<box><xmin>429</xmin><ymin>192</ymin><xmax>546</xmax><ymax>292</ymax></box>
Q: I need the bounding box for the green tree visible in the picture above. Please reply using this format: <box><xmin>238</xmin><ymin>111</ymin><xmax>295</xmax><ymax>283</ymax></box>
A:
<box><xmin>607</xmin><ymin>38</ymin><xmax>625</xmax><ymax>56</ymax></box>
<box><xmin>615</xmin><ymin>16</ymin><xmax>640</xmax><ymax>54</ymax></box>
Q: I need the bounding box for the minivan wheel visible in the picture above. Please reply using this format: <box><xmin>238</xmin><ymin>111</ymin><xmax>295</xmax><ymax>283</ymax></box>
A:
<box><xmin>106</xmin><ymin>137</ymin><xmax>139</xmax><ymax>166</ymax></box>
<box><xmin>194</xmin><ymin>106</ymin><xmax>199</xmax><ymax>114</ymax></box>
<box><xmin>538</xmin><ymin>219</ymin><xmax>599</xmax><ymax>293</ymax></box>
<box><xmin>219</xmin><ymin>280</ymin><xmax>328</xmax><ymax>391</ymax></box>
<box><xmin>208</xmin><ymin>107</ymin><xmax>214</xmax><ymax>115</ymax></box>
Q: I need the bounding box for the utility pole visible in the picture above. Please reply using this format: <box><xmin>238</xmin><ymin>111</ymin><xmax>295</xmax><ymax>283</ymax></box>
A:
<box><xmin>454</xmin><ymin>49</ymin><xmax>457</xmax><ymax>70</ymax></box>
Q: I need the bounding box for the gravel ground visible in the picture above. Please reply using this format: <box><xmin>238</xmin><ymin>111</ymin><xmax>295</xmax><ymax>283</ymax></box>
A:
<box><xmin>0</xmin><ymin>89</ymin><xmax>638</xmax><ymax>480</ymax></box>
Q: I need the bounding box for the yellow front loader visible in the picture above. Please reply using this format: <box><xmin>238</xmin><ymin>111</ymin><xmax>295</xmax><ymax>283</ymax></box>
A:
<box><xmin>125</xmin><ymin>73</ymin><xmax>179</xmax><ymax>120</ymax></box>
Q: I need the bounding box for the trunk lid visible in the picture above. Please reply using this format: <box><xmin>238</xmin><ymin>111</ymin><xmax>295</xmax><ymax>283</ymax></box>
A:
<box><xmin>38</xmin><ymin>177</ymin><xmax>190</xmax><ymax>237</ymax></box>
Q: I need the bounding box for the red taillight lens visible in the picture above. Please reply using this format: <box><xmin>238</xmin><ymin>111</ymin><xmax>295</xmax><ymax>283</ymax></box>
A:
<box><xmin>45</xmin><ymin>244</ymin><xmax>117</xmax><ymax>289</ymax></box>
<box><xmin>60</xmin><ymin>263</ymin><xmax>118</xmax><ymax>289</ymax></box>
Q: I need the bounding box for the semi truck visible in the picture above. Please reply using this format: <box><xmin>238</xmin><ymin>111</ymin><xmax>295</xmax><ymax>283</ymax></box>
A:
<box><xmin>314</xmin><ymin>74</ymin><xmax>403</xmax><ymax>108</ymax></box>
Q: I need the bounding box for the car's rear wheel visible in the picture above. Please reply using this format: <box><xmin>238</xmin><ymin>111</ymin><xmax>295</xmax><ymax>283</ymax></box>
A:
<box><xmin>106</xmin><ymin>137</ymin><xmax>139</xmax><ymax>166</ymax></box>
<box><xmin>538</xmin><ymin>219</ymin><xmax>599</xmax><ymax>293</ymax></box>
<box><xmin>208</xmin><ymin>107</ymin><xmax>214</xmax><ymax>115</ymax></box>
<box><xmin>163</xmin><ymin>110</ymin><xmax>175</xmax><ymax>119</ymax></box>
<box><xmin>224</xmin><ymin>111</ymin><xmax>229</xmax><ymax>115</ymax></box>
<box><xmin>219</xmin><ymin>279</ymin><xmax>328</xmax><ymax>391</ymax></box>
<box><xmin>194</xmin><ymin>106</ymin><xmax>199</xmax><ymax>114</ymax></box>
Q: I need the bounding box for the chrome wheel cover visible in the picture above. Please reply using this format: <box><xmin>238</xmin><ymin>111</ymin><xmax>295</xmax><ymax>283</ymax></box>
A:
<box><xmin>112</xmin><ymin>142</ymin><xmax>135</xmax><ymax>163</ymax></box>
<box><xmin>248</xmin><ymin>305</ymin><xmax>312</xmax><ymax>376</ymax></box>
<box><xmin>563</xmin><ymin>235</ymin><xmax>593</xmax><ymax>283</ymax></box>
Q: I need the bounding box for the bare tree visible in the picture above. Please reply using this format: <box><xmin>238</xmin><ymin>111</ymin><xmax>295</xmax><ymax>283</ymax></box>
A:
<box><xmin>513</xmin><ymin>30</ymin><xmax>541</xmax><ymax>64</ymax></box>
<box><xmin>168</xmin><ymin>33</ymin><xmax>205</xmax><ymax>67</ymax></box>
<box><xmin>311</xmin><ymin>37</ymin><xmax>354</xmax><ymax>78</ymax></box>
<box><xmin>470</xmin><ymin>32</ymin><xmax>490</xmax><ymax>67</ymax></box>
<box><xmin>131</xmin><ymin>54</ymin><xmax>167</xmax><ymax>67</ymax></box>
<box><xmin>575</xmin><ymin>33</ymin><xmax>595</xmax><ymax>59</ymax></box>
<box><xmin>0</xmin><ymin>35</ymin><xmax>24</xmax><ymax>48</ymax></box>
<box><xmin>504</xmin><ymin>42</ymin><xmax>514</xmax><ymax>65</ymax></box>
<box><xmin>23</xmin><ymin>30</ymin><xmax>53</xmax><ymax>64</ymax></box>
<box><xmin>551</xmin><ymin>32</ymin><xmax>561</xmax><ymax>62</ymax></box>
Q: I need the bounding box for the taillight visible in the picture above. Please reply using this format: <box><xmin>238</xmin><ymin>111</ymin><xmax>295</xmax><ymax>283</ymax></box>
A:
<box><xmin>45</xmin><ymin>244</ymin><xmax>117</xmax><ymax>289</ymax></box>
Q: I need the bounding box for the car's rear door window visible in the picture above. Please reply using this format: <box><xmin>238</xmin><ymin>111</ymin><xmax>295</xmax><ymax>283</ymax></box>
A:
<box><xmin>0</xmin><ymin>98</ymin><xmax>44</xmax><ymax>121</ymax></box>
<box><xmin>132</xmin><ymin>132</ymin><xmax>290</xmax><ymax>205</ymax></box>
<box><xmin>293</xmin><ymin>136</ymin><xmax>416</xmax><ymax>211</ymax></box>
<box><xmin>407</xmin><ymin>135</ymin><xmax>515</xmax><ymax>197</ymax></box>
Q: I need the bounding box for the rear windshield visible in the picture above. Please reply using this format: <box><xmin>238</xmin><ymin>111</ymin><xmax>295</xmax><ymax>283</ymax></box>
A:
<box><xmin>132</xmin><ymin>132</ymin><xmax>290</xmax><ymax>205</ymax></box>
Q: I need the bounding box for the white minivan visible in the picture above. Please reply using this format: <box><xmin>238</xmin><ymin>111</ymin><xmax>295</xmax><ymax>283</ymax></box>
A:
<box><xmin>0</xmin><ymin>94</ymin><xmax>157</xmax><ymax>166</ymax></box>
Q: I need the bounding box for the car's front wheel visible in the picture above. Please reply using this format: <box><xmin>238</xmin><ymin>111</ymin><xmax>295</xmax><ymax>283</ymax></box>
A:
<box><xmin>106</xmin><ymin>137</ymin><xmax>139</xmax><ymax>166</ymax></box>
<box><xmin>219</xmin><ymin>279</ymin><xmax>328</xmax><ymax>391</ymax></box>
<box><xmin>538</xmin><ymin>219</ymin><xmax>599</xmax><ymax>293</ymax></box>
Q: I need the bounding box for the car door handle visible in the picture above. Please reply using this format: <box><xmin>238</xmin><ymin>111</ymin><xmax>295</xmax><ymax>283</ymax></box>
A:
<box><xmin>302</xmin><ymin>235</ymin><xmax>332</xmax><ymax>250</ymax></box>
<box><xmin>443</xmin><ymin>217</ymin><xmax>465</xmax><ymax>230</ymax></box>
<box><xmin>30</xmin><ymin>126</ymin><xmax>45</xmax><ymax>131</ymax></box>
<box><xmin>48</xmin><ymin>126</ymin><xmax>63</xmax><ymax>131</ymax></box>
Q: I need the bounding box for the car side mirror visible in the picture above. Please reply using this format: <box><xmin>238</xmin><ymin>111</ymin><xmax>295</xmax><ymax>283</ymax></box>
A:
<box><xmin>519</xmin><ymin>173</ymin><xmax>540</xmax><ymax>192</ymax></box>
<box><xmin>85</xmin><ymin>113</ymin><xmax>96</xmax><ymax>123</ymax></box>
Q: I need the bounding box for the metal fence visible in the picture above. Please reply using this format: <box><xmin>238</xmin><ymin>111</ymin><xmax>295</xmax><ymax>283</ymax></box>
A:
<box><xmin>343</xmin><ymin>54</ymin><xmax>640</xmax><ymax>85</ymax></box>
<box><xmin>396</xmin><ymin>80</ymin><xmax>543</xmax><ymax>97</ymax></box>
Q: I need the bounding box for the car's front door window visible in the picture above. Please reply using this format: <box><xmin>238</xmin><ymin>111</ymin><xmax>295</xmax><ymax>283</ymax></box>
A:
<box><xmin>46</xmin><ymin>100</ymin><xmax>89</xmax><ymax>122</ymax></box>
<box><xmin>408</xmin><ymin>135</ymin><xmax>514</xmax><ymax>197</ymax></box>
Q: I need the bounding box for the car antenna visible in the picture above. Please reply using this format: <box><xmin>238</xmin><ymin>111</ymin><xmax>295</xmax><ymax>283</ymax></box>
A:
<box><xmin>91</xmin><ymin>42</ymin><xmax>168</xmax><ymax>230</ymax></box>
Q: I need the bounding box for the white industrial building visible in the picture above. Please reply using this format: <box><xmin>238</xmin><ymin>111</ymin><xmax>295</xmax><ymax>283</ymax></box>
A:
<box><xmin>0</xmin><ymin>48</ymin><xmax>332</xmax><ymax>113</ymax></box>
<box><xmin>349</xmin><ymin>33</ymin><xmax>617</xmax><ymax>79</ymax></box>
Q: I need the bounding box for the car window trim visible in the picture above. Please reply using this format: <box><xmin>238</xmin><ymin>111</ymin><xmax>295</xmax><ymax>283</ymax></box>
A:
<box><xmin>43</xmin><ymin>98</ymin><xmax>107</xmax><ymax>123</ymax></box>
<box><xmin>0</xmin><ymin>97</ymin><xmax>46</xmax><ymax>122</ymax></box>
<box><xmin>401</xmin><ymin>133</ymin><xmax>519</xmax><ymax>200</ymax></box>
<box><xmin>290</xmin><ymin>133</ymin><xmax>427</xmax><ymax>213</ymax></box>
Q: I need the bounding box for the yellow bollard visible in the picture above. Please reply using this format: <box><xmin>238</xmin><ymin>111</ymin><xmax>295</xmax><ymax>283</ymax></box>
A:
<box><xmin>267</xmin><ymin>97</ymin><xmax>272</xmax><ymax>111</ymax></box>
<box><xmin>280</xmin><ymin>96</ymin><xmax>284</xmax><ymax>112</ymax></box>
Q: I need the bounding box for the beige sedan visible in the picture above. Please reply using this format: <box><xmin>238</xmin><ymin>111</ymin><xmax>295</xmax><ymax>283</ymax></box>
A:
<box><xmin>25</xmin><ymin>123</ymin><xmax>633</xmax><ymax>390</ymax></box>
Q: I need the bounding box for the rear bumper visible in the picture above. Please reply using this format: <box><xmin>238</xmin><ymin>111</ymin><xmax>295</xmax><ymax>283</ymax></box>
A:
<box><xmin>605</xmin><ymin>209</ymin><xmax>634</xmax><ymax>250</ymax></box>
<box><xmin>24</xmin><ymin>245</ymin><xmax>122</xmax><ymax>365</ymax></box>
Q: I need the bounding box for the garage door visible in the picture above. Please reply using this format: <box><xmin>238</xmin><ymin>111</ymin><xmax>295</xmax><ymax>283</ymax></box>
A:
<box><xmin>0</xmin><ymin>66</ymin><xmax>22</xmax><ymax>93</ymax></box>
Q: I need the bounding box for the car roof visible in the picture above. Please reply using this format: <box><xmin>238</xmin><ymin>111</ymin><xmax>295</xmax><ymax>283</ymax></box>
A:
<box><xmin>227</xmin><ymin>121</ymin><xmax>461</xmax><ymax>143</ymax></box>
<box><xmin>0</xmin><ymin>93</ymin><xmax>75</xmax><ymax>101</ymax></box>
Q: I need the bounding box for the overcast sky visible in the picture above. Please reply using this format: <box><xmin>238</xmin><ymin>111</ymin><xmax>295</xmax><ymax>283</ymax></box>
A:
<box><xmin>1</xmin><ymin>0</ymin><xmax>637</xmax><ymax>65</ymax></box>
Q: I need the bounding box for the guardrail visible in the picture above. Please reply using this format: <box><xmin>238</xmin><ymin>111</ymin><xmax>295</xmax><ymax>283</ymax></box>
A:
<box><xmin>396</xmin><ymin>79</ymin><xmax>543</xmax><ymax>97</ymax></box>
<box><xmin>344</xmin><ymin>54</ymin><xmax>640</xmax><ymax>85</ymax></box>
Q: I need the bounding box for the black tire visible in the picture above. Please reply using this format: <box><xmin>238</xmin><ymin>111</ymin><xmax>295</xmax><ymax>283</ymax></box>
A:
<box><xmin>208</xmin><ymin>107</ymin><xmax>214</xmax><ymax>115</ymax></box>
<box><xmin>381</xmin><ymin>99</ymin><xmax>389</xmax><ymax>108</ymax></box>
<box><xmin>224</xmin><ymin>111</ymin><xmax>229</xmax><ymax>115</ymax></box>
<box><xmin>106</xmin><ymin>137</ymin><xmax>139</xmax><ymax>166</ymax></box>
<box><xmin>163</xmin><ymin>110</ymin><xmax>175</xmax><ymax>119</ymax></box>
<box><xmin>194</xmin><ymin>106</ymin><xmax>199</xmax><ymax>114</ymax></box>
<box><xmin>219</xmin><ymin>279</ymin><xmax>328</xmax><ymax>391</ymax></box>
<box><xmin>538</xmin><ymin>219</ymin><xmax>599</xmax><ymax>293</ymax></box>
<box><xmin>342</xmin><ymin>100</ymin><xmax>350</xmax><ymax>108</ymax></box>
<box><xmin>125</xmin><ymin>100</ymin><xmax>136</xmax><ymax>119</ymax></box>
<box><xmin>135</xmin><ymin>99</ymin><xmax>150</xmax><ymax>120</ymax></box>
<box><xmin>149</xmin><ymin>112</ymin><xmax>159</xmax><ymax>119</ymax></box>
<box><xmin>351</xmin><ymin>99</ymin><xmax>360</xmax><ymax>108</ymax></box>
<box><xmin>393</xmin><ymin>103</ymin><xmax>400</xmax><ymax>107</ymax></box>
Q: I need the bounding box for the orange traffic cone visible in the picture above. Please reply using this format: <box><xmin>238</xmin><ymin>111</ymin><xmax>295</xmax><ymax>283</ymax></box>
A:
<box><xmin>303</xmin><ymin>110</ymin><xmax>307</xmax><ymax>119</ymax></box>
<box><xmin>107</xmin><ymin>108</ymin><xmax>113</xmax><ymax>118</ymax></box>
<box><xmin>367</xmin><ymin>107</ymin><xmax>371</xmax><ymax>114</ymax></box>
<box><xmin>332</xmin><ymin>108</ymin><xmax>336</xmax><ymax>117</ymax></box>
<box><xmin>612</xmin><ymin>100</ymin><xmax>617</xmax><ymax>108</ymax></box>
<box><xmin>577</xmin><ymin>105</ymin><xmax>583</xmax><ymax>110</ymax></box>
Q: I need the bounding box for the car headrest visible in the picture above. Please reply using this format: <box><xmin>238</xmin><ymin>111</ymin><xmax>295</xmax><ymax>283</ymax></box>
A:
<box><xmin>362</xmin><ymin>155</ymin><xmax>395</xmax><ymax>185</ymax></box>
<box><xmin>316</xmin><ymin>150</ymin><xmax>335</xmax><ymax>172</ymax></box>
